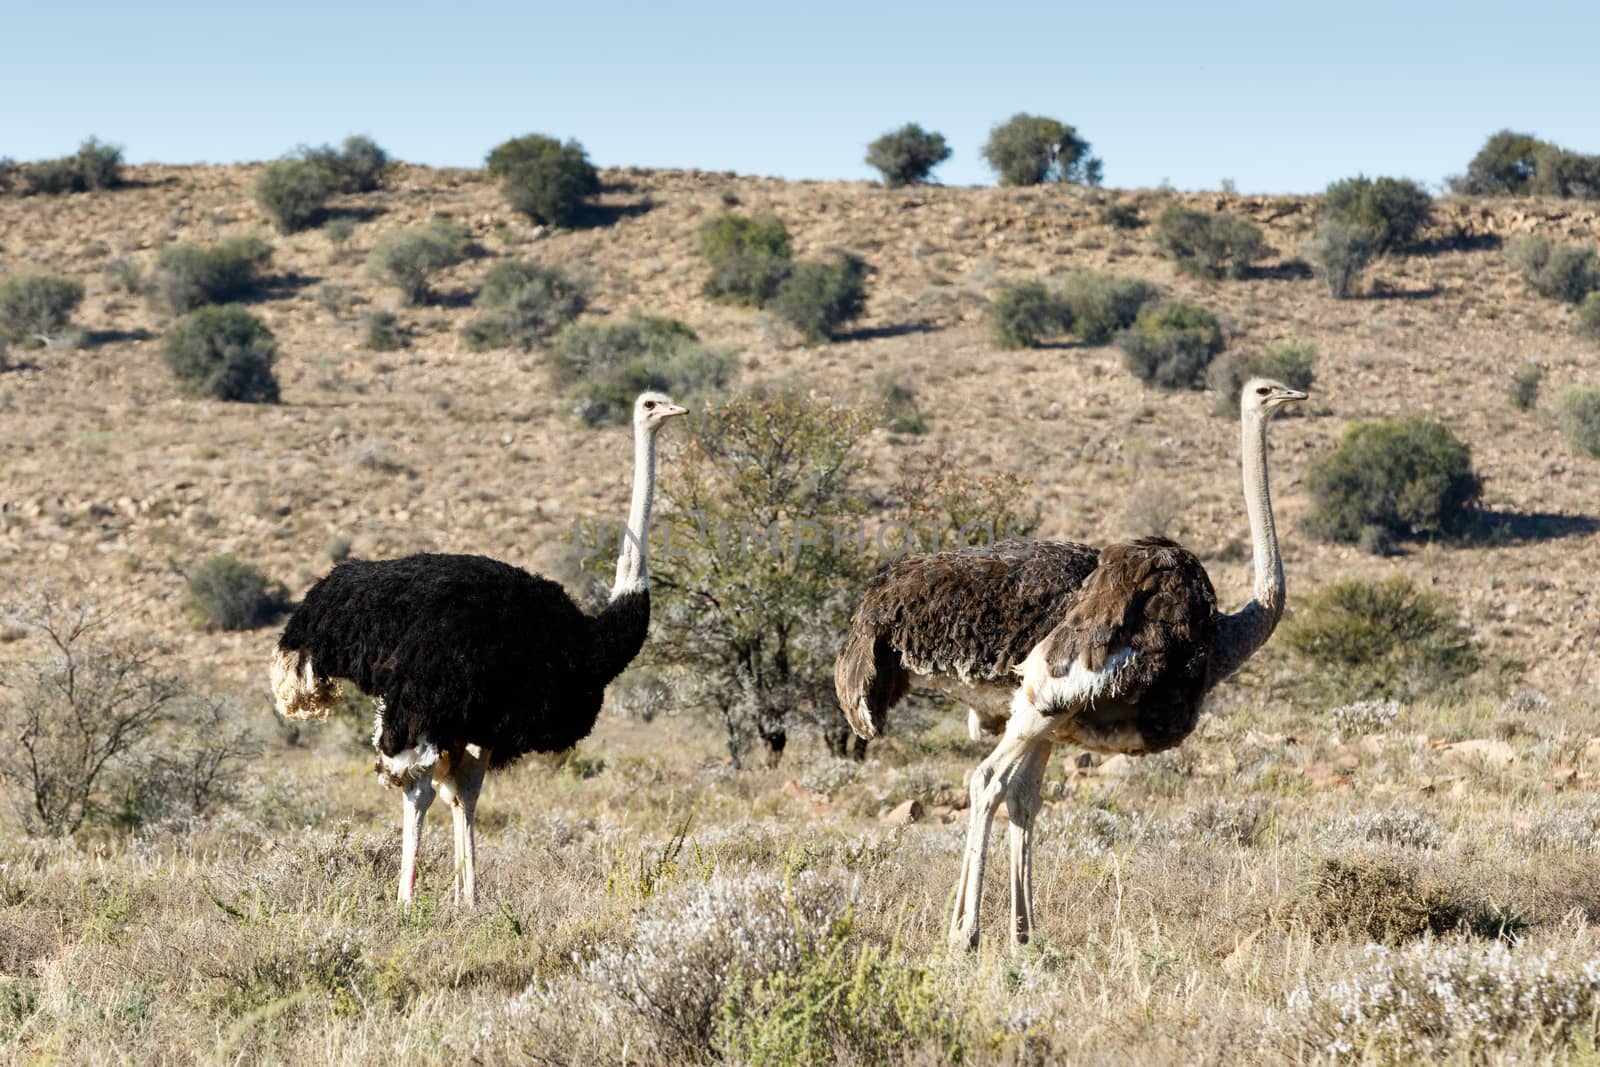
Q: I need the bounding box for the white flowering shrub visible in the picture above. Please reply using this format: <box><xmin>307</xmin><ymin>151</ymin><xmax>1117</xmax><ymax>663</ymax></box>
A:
<box><xmin>1324</xmin><ymin>807</ymin><xmax>1445</xmax><ymax>851</ymax></box>
<box><xmin>1329</xmin><ymin>698</ymin><xmax>1402</xmax><ymax>737</ymax></box>
<box><xmin>477</xmin><ymin>870</ymin><xmax>855</xmax><ymax>1062</ymax></box>
<box><xmin>797</xmin><ymin>753</ymin><xmax>863</xmax><ymax>796</ymax></box>
<box><xmin>1178</xmin><ymin>798</ymin><xmax>1273</xmax><ymax>847</ymax></box>
<box><xmin>1282</xmin><ymin>942</ymin><xmax>1600</xmax><ymax>1060</ymax></box>
<box><xmin>1514</xmin><ymin>801</ymin><xmax>1600</xmax><ymax>854</ymax></box>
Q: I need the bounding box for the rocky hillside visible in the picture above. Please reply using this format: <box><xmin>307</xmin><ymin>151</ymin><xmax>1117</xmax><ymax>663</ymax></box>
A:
<box><xmin>1</xmin><ymin>164</ymin><xmax>1597</xmax><ymax>697</ymax></box>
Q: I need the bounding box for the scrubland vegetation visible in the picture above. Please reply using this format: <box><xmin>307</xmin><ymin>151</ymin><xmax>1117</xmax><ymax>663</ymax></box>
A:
<box><xmin>2</xmin><ymin>123</ymin><xmax>1600</xmax><ymax>1065</ymax></box>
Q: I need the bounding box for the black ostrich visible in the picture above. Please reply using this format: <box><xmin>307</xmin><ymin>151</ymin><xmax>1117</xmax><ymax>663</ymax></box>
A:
<box><xmin>834</xmin><ymin>379</ymin><xmax>1305</xmax><ymax>949</ymax></box>
<box><xmin>270</xmin><ymin>392</ymin><xmax>686</xmax><ymax>907</ymax></box>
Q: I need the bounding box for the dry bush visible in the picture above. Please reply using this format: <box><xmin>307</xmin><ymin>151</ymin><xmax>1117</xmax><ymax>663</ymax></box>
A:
<box><xmin>366</xmin><ymin>220</ymin><xmax>469</xmax><ymax>305</ymax></box>
<box><xmin>1152</xmin><ymin>203</ymin><xmax>1265</xmax><ymax>279</ymax></box>
<box><xmin>1302</xmin><ymin>852</ymin><xmax>1523</xmax><ymax>945</ymax></box>
<box><xmin>1555</xmin><ymin>384</ymin><xmax>1600</xmax><ymax>456</ymax></box>
<box><xmin>0</xmin><ymin>272</ymin><xmax>84</xmax><ymax>348</ymax></box>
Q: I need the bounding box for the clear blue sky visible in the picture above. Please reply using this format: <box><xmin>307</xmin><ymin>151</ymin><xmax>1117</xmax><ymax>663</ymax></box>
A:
<box><xmin>5</xmin><ymin>0</ymin><xmax>1597</xmax><ymax>193</ymax></box>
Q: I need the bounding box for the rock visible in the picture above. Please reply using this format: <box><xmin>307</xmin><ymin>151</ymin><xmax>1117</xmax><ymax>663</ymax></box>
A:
<box><xmin>881</xmin><ymin>799</ymin><xmax>923</xmax><ymax>827</ymax></box>
<box><xmin>1098</xmin><ymin>754</ymin><xmax>1135</xmax><ymax>778</ymax></box>
<box><xmin>1439</xmin><ymin>738</ymin><xmax>1516</xmax><ymax>769</ymax></box>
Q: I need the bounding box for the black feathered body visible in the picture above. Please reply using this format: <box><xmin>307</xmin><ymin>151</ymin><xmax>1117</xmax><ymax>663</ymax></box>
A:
<box><xmin>275</xmin><ymin>553</ymin><xmax>648</xmax><ymax>769</ymax></box>
<box><xmin>835</xmin><ymin>537</ymin><xmax>1218</xmax><ymax>753</ymax></box>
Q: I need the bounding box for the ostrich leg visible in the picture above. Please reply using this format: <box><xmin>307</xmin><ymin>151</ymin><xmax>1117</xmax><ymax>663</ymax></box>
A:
<box><xmin>445</xmin><ymin>744</ymin><xmax>489</xmax><ymax>907</ymax></box>
<box><xmin>949</xmin><ymin>705</ymin><xmax>1055</xmax><ymax>950</ymax></box>
<box><xmin>1005</xmin><ymin>740</ymin><xmax>1053</xmax><ymax>949</ymax></box>
<box><xmin>399</xmin><ymin>774</ymin><xmax>437</xmax><ymax>908</ymax></box>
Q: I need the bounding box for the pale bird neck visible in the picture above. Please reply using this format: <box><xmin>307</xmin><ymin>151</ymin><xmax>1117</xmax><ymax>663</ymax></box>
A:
<box><xmin>1211</xmin><ymin>409</ymin><xmax>1285</xmax><ymax>682</ymax></box>
<box><xmin>611</xmin><ymin>422</ymin><xmax>658</xmax><ymax>598</ymax></box>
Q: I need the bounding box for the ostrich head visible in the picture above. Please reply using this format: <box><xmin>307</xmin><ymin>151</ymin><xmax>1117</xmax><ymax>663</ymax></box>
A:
<box><xmin>635</xmin><ymin>391</ymin><xmax>687</xmax><ymax>431</ymax></box>
<box><xmin>1240</xmin><ymin>377</ymin><xmax>1307</xmax><ymax>418</ymax></box>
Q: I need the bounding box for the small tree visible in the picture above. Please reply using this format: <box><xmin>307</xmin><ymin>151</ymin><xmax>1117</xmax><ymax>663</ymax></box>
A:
<box><xmin>988</xmin><ymin>279</ymin><xmax>1070</xmax><ymax>349</ymax></box>
<box><xmin>366</xmin><ymin>220</ymin><xmax>469</xmax><ymax>304</ymax></box>
<box><xmin>0</xmin><ymin>272</ymin><xmax>84</xmax><ymax>347</ymax></box>
<box><xmin>151</xmin><ymin>236</ymin><xmax>272</xmax><ymax>315</ymax></box>
<box><xmin>0</xmin><ymin>593</ymin><xmax>183</xmax><ymax>836</ymax></box>
<box><xmin>486</xmin><ymin>134</ymin><xmax>600</xmax><ymax>227</ymax></box>
<box><xmin>1152</xmin><ymin>203</ymin><xmax>1266</xmax><ymax>279</ymax></box>
<box><xmin>653</xmin><ymin>394</ymin><xmax>877</xmax><ymax>764</ymax></box>
<box><xmin>981</xmin><ymin>113</ymin><xmax>1101</xmax><ymax>187</ymax></box>
<box><xmin>1305</xmin><ymin>220</ymin><xmax>1377</xmax><ymax>299</ymax></box>
<box><xmin>255</xmin><ymin>158</ymin><xmax>337</xmax><ymax>233</ymax></box>
<box><xmin>1322</xmin><ymin>176</ymin><xmax>1433</xmax><ymax>252</ymax></box>
<box><xmin>163</xmin><ymin>305</ymin><xmax>280</xmax><ymax>402</ymax></box>
<box><xmin>462</xmin><ymin>259</ymin><xmax>588</xmax><ymax>351</ymax></box>
<box><xmin>768</xmin><ymin>254</ymin><xmax>868</xmax><ymax>342</ymax></box>
<box><xmin>699</xmin><ymin>213</ymin><xmax>794</xmax><ymax>306</ymax></box>
<box><xmin>1305</xmin><ymin>418</ymin><xmax>1481</xmax><ymax>547</ymax></box>
<box><xmin>1116</xmin><ymin>300</ymin><xmax>1225</xmax><ymax>389</ymax></box>
<box><xmin>865</xmin><ymin>123</ymin><xmax>951</xmax><ymax>187</ymax></box>
<box><xmin>1456</xmin><ymin>130</ymin><xmax>1543</xmax><ymax>195</ymax></box>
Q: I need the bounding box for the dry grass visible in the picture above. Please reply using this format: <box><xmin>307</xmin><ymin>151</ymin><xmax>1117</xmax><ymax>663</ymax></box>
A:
<box><xmin>2</xmin><ymin>165</ymin><xmax>1600</xmax><ymax>1063</ymax></box>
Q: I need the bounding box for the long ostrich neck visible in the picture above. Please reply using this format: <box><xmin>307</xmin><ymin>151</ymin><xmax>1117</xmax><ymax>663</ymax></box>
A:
<box><xmin>1210</xmin><ymin>411</ymin><xmax>1284</xmax><ymax>683</ymax></box>
<box><xmin>611</xmin><ymin>422</ymin><xmax>658</xmax><ymax>598</ymax></box>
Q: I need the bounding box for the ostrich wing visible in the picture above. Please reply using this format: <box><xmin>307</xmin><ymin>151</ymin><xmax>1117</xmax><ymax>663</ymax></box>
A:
<box><xmin>836</xmin><ymin>540</ymin><xmax>1099</xmax><ymax>737</ymax></box>
<box><xmin>1019</xmin><ymin>538</ymin><xmax>1219</xmax><ymax>752</ymax></box>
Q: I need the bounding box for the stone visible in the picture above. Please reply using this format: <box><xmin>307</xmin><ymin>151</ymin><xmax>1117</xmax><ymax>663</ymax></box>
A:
<box><xmin>1438</xmin><ymin>738</ymin><xmax>1516</xmax><ymax>769</ymax></box>
<box><xmin>881</xmin><ymin>799</ymin><xmax>923</xmax><ymax>827</ymax></box>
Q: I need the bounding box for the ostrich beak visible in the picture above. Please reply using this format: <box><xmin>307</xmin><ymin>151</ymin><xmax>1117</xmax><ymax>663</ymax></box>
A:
<box><xmin>658</xmin><ymin>403</ymin><xmax>688</xmax><ymax>418</ymax></box>
<box><xmin>1276</xmin><ymin>388</ymin><xmax>1308</xmax><ymax>403</ymax></box>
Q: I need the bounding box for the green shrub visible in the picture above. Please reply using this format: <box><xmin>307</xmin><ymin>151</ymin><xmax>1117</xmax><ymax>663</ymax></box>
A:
<box><xmin>1098</xmin><ymin>201</ymin><xmax>1141</xmax><ymax>229</ymax></box>
<box><xmin>1322</xmin><ymin>175</ymin><xmax>1432</xmax><ymax>252</ymax></box>
<box><xmin>185</xmin><ymin>555</ymin><xmax>286</xmax><ymax>631</ymax></box>
<box><xmin>0</xmin><ymin>272</ymin><xmax>85</xmax><ymax>347</ymax></box>
<box><xmin>1208</xmin><ymin>340</ymin><xmax>1316</xmax><ymax>415</ymax></box>
<box><xmin>363</xmin><ymin>310</ymin><xmax>406</xmax><ymax>351</ymax></box>
<box><xmin>989</xmin><ymin>279</ymin><xmax>1069</xmax><ymax>349</ymax></box>
<box><xmin>302</xmin><ymin>134</ymin><xmax>389</xmax><ymax>193</ymax></box>
<box><xmin>699</xmin><ymin>213</ymin><xmax>793</xmax><ymax>306</ymax></box>
<box><xmin>461</xmin><ymin>259</ymin><xmax>588</xmax><ymax>351</ymax></box>
<box><xmin>1115</xmin><ymin>300</ymin><xmax>1225</xmax><ymax>389</ymax></box>
<box><xmin>1530</xmin><ymin>143</ymin><xmax>1600</xmax><ymax>200</ymax></box>
<box><xmin>981</xmin><ymin>113</ymin><xmax>1101</xmax><ymax>186</ymax></box>
<box><xmin>865</xmin><ymin>123</ymin><xmax>950</xmax><ymax>187</ymax></box>
<box><xmin>1057</xmin><ymin>271</ymin><xmax>1161</xmax><ymax>344</ymax></box>
<box><xmin>486</xmin><ymin>134</ymin><xmax>600</xmax><ymax>227</ymax></box>
<box><xmin>162</xmin><ymin>305</ymin><xmax>280</xmax><ymax>402</ymax></box>
<box><xmin>152</xmin><ymin>236</ymin><xmax>272</xmax><ymax>315</ymax></box>
<box><xmin>1555</xmin><ymin>385</ymin><xmax>1600</xmax><ymax>457</ymax></box>
<box><xmin>22</xmin><ymin>137</ymin><xmax>122</xmax><ymax>194</ymax></box>
<box><xmin>878</xmin><ymin>376</ymin><xmax>927</xmax><ymax>434</ymax></box>
<box><xmin>255</xmin><ymin>158</ymin><xmax>337</xmax><ymax>233</ymax></box>
<box><xmin>715</xmin><ymin>920</ymin><xmax>969</xmax><ymax>1066</ymax></box>
<box><xmin>1304</xmin><ymin>219</ymin><xmax>1376</xmax><ymax>299</ymax></box>
<box><xmin>548</xmin><ymin>314</ymin><xmax>735</xmax><ymax>425</ymax></box>
<box><xmin>1453</xmin><ymin>130</ymin><xmax>1600</xmax><ymax>199</ymax></box>
<box><xmin>1305</xmin><ymin>417</ymin><xmax>1481</xmax><ymax>545</ymax></box>
<box><xmin>1505</xmin><ymin>235</ymin><xmax>1600</xmax><ymax>303</ymax></box>
<box><xmin>1576</xmin><ymin>292</ymin><xmax>1600</xmax><ymax>341</ymax></box>
<box><xmin>1509</xmin><ymin>363</ymin><xmax>1544</xmax><ymax>411</ymax></box>
<box><xmin>1455</xmin><ymin>130</ymin><xmax>1543</xmax><ymax>195</ymax></box>
<box><xmin>768</xmin><ymin>254</ymin><xmax>867</xmax><ymax>343</ymax></box>
<box><xmin>366</xmin><ymin>220</ymin><xmax>469</xmax><ymax>304</ymax></box>
<box><xmin>1152</xmin><ymin>203</ymin><xmax>1266</xmax><ymax>279</ymax></box>
<box><xmin>1283</xmin><ymin>576</ymin><xmax>1478</xmax><ymax>702</ymax></box>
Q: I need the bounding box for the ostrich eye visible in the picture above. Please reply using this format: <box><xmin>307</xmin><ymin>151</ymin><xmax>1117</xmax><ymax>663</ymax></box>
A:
<box><xmin>1255</xmin><ymin>387</ymin><xmax>1271</xmax><ymax>396</ymax></box>
<box><xmin>645</xmin><ymin>401</ymin><xmax>657</xmax><ymax>409</ymax></box>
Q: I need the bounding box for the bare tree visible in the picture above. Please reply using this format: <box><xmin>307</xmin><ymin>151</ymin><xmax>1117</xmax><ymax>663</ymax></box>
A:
<box><xmin>0</xmin><ymin>592</ymin><xmax>183</xmax><ymax>835</ymax></box>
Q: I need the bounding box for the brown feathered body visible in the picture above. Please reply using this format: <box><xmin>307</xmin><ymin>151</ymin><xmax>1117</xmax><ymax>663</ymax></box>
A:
<box><xmin>835</xmin><ymin>537</ymin><xmax>1218</xmax><ymax>754</ymax></box>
